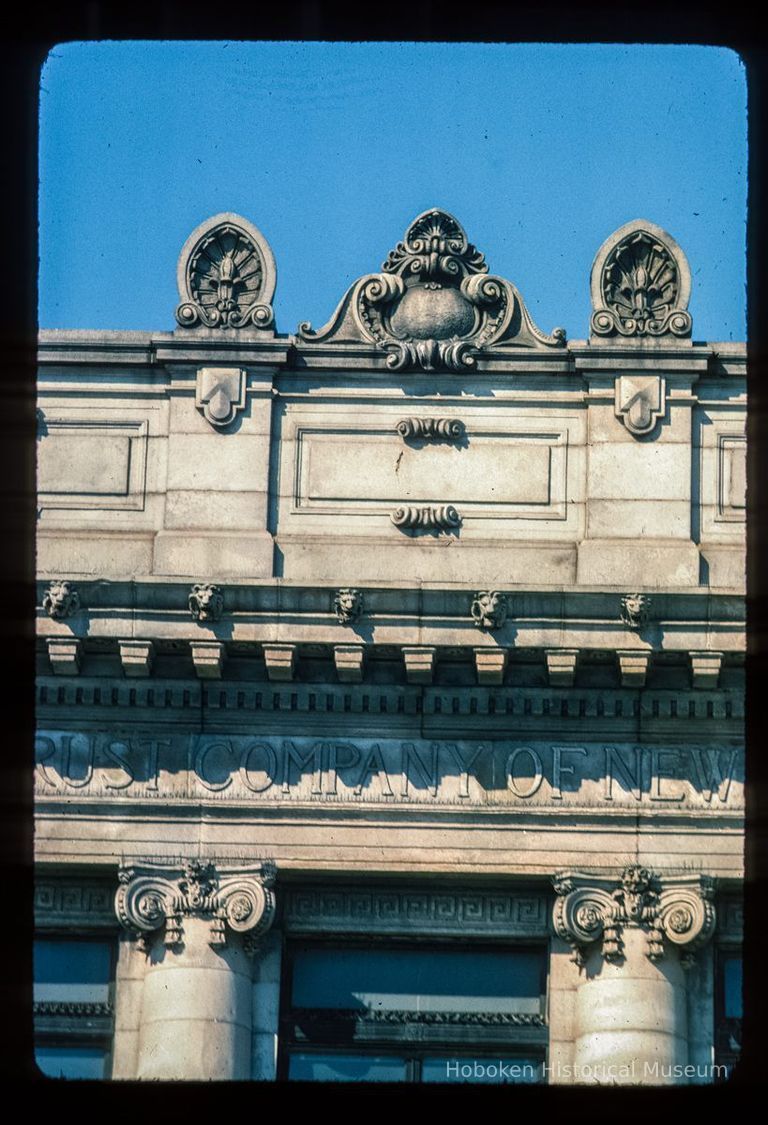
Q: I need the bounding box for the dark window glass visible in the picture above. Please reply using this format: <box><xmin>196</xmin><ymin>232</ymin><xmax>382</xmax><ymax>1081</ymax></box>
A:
<box><xmin>290</xmin><ymin>947</ymin><xmax>543</xmax><ymax>1013</ymax></box>
<box><xmin>34</xmin><ymin>937</ymin><xmax>116</xmax><ymax>1080</ymax></box>
<box><xmin>714</xmin><ymin>950</ymin><xmax>742</xmax><ymax>1080</ymax></box>
<box><xmin>36</xmin><ymin>1045</ymin><xmax>108</xmax><ymax>1080</ymax></box>
<box><xmin>288</xmin><ymin>1053</ymin><xmax>408</xmax><ymax>1082</ymax></box>
<box><xmin>34</xmin><ymin>939</ymin><xmax>113</xmax><ymax>1004</ymax></box>
<box><xmin>281</xmin><ymin>942</ymin><xmax>547</xmax><ymax>1084</ymax></box>
<box><xmin>723</xmin><ymin>955</ymin><xmax>742</xmax><ymax>1019</ymax></box>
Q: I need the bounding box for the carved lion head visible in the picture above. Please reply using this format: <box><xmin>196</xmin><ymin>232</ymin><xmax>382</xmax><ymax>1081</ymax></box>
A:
<box><xmin>189</xmin><ymin>583</ymin><xmax>224</xmax><ymax>623</ymax></box>
<box><xmin>42</xmin><ymin>580</ymin><xmax>81</xmax><ymax>619</ymax></box>
<box><xmin>471</xmin><ymin>590</ymin><xmax>508</xmax><ymax>631</ymax></box>
<box><xmin>620</xmin><ymin>593</ymin><xmax>650</xmax><ymax>629</ymax></box>
<box><xmin>334</xmin><ymin>588</ymin><xmax>363</xmax><ymax>625</ymax></box>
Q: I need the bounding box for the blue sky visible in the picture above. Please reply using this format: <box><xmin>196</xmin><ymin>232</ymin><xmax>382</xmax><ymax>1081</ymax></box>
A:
<box><xmin>39</xmin><ymin>42</ymin><xmax>747</xmax><ymax>342</ymax></box>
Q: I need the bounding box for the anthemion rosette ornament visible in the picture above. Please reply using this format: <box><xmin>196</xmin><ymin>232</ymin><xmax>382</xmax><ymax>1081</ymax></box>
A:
<box><xmin>298</xmin><ymin>208</ymin><xmax>565</xmax><ymax>371</ymax></box>
<box><xmin>590</xmin><ymin>219</ymin><xmax>693</xmax><ymax>340</ymax></box>
<box><xmin>175</xmin><ymin>213</ymin><xmax>277</xmax><ymax>331</ymax></box>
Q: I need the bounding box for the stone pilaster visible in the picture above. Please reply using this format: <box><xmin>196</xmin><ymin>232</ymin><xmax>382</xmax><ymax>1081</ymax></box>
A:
<box><xmin>115</xmin><ymin>859</ymin><xmax>276</xmax><ymax>1080</ymax></box>
<box><xmin>552</xmin><ymin>866</ymin><xmax>716</xmax><ymax>1085</ymax></box>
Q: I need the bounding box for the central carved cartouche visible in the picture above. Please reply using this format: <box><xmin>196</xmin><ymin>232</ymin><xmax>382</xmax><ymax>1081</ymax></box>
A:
<box><xmin>590</xmin><ymin>220</ymin><xmax>692</xmax><ymax>340</ymax></box>
<box><xmin>297</xmin><ymin>207</ymin><xmax>566</xmax><ymax>368</ymax></box>
<box><xmin>175</xmin><ymin>213</ymin><xmax>277</xmax><ymax>332</ymax></box>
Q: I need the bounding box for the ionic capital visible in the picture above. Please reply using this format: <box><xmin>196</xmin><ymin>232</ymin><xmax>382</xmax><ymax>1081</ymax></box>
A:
<box><xmin>115</xmin><ymin>858</ymin><xmax>276</xmax><ymax>956</ymax></box>
<box><xmin>553</xmin><ymin>865</ymin><xmax>716</xmax><ymax>969</ymax></box>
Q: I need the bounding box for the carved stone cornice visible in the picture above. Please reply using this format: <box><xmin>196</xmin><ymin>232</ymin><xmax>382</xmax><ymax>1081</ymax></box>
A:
<box><xmin>553</xmin><ymin>866</ymin><xmax>716</xmax><ymax>968</ymax></box>
<box><xmin>115</xmin><ymin>858</ymin><xmax>276</xmax><ymax>955</ymax></box>
<box><xmin>298</xmin><ymin>209</ymin><xmax>565</xmax><ymax>370</ymax></box>
<box><xmin>288</xmin><ymin>1008</ymin><xmax>545</xmax><ymax>1027</ymax></box>
<box><xmin>33</xmin><ymin>1000</ymin><xmax>114</xmax><ymax>1018</ymax></box>
<box><xmin>36</xmin><ymin>677</ymin><xmax>745</xmax><ymax>737</ymax></box>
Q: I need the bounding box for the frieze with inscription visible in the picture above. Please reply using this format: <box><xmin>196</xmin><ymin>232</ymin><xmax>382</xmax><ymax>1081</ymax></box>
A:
<box><xmin>35</xmin><ymin>732</ymin><xmax>743</xmax><ymax>810</ymax></box>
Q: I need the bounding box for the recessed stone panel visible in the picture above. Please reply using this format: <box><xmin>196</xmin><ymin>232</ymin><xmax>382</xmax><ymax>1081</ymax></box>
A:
<box><xmin>299</xmin><ymin>431</ymin><xmax>554</xmax><ymax>508</ymax></box>
<box><xmin>697</xmin><ymin>410</ymin><xmax>747</xmax><ymax>543</ymax></box>
<box><xmin>38</xmin><ymin>433</ymin><xmax>131</xmax><ymax>495</ymax></box>
<box><xmin>719</xmin><ymin>435</ymin><xmax>746</xmax><ymax>517</ymax></box>
<box><xmin>37</xmin><ymin>419</ymin><xmax>148</xmax><ymax>511</ymax></box>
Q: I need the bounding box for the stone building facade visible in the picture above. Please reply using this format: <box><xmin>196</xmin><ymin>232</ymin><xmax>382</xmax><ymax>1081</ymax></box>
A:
<box><xmin>34</xmin><ymin>209</ymin><xmax>745</xmax><ymax>1084</ymax></box>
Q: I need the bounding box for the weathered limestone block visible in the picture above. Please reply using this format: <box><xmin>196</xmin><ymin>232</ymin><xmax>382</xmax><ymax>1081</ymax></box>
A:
<box><xmin>118</xmin><ymin>640</ymin><xmax>154</xmax><ymax>678</ymax></box>
<box><xmin>617</xmin><ymin>651</ymin><xmax>650</xmax><ymax>688</ymax></box>
<box><xmin>333</xmin><ymin>644</ymin><xmax>365</xmax><ymax>683</ymax></box>
<box><xmin>191</xmin><ymin>641</ymin><xmax>226</xmax><ymax>679</ymax></box>
<box><xmin>546</xmin><ymin>649</ymin><xmax>578</xmax><ymax>687</ymax></box>
<box><xmin>690</xmin><ymin>651</ymin><xmax>723</xmax><ymax>690</ymax></box>
<box><xmin>402</xmin><ymin>646</ymin><xmax>436</xmax><ymax>684</ymax></box>
<box><xmin>473</xmin><ymin>647</ymin><xmax>507</xmax><ymax>685</ymax></box>
<box><xmin>46</xmin><ymin>638</ymin><xmax>81</xmax><ymax>676</ymax></box>
<box><xmin>263</xmin><ymin>643</ymin><xmax>296</xmax><ymax>682</ymax></box>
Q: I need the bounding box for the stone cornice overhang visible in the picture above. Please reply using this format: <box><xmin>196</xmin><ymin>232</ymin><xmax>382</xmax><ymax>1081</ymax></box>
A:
<box><xmin>36</xmin><ymin>579</ymin><xmax>744</xmax><ymax>652</ymax></box>
<box><xmin>37</xmin><ymin>329</ymin><xmax>747</xmax><ymax>379</ymax></box>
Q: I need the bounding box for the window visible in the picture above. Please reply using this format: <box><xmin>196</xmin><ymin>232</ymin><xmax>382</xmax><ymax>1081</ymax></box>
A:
<box><xmin>714</xmin><ymin>950</ymin><xmax>742</xmax><ymax>1079</ymax></box>
<box><xmin>34</xmin><ymin>937</ymin><xmax>116</xmax><ymax>1079</ymax></box>
<box><xmin>279</xmin><ymin>941</ymin><xmax>547</xmax><ymax>1084</ymax></box>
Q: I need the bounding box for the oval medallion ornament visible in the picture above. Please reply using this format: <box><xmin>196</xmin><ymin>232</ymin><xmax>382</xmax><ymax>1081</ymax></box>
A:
<box><xmin>175</xmin><ymin>212</ymin><xmax>277</xmax><ymax>331</ymax></box>
<box><xmin>390</xmin><ymin>285</ymin><xmax>477</xmax><ymax>341</ymax></box>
